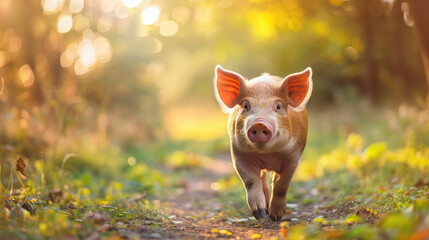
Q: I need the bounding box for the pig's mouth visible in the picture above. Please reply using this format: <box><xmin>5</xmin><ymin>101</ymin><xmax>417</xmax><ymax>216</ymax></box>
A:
<box><xmin>246</xmin><ymin>118</ymin><xmax>275</xmax><ymax>147</ymax></box>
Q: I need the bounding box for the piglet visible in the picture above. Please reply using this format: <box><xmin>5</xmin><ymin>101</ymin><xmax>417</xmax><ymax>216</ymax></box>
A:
<box><xmin>214</xmin><ymin>65</ymin><xmax>313</xmax><ymax>221</ymax></box>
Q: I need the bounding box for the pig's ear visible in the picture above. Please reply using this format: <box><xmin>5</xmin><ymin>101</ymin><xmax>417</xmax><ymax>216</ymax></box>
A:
<box><xmin>282</xmin><ymin>67</ymin><xmax>313</xmax><ymax>111</ymax></box>
<box><xmin>214</xmin><ymin>65</ymin><xmax>246</xmax><ymax>113</ymax></box>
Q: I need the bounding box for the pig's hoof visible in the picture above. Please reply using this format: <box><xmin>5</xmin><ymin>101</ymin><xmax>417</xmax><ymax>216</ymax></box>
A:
<box><xmin>269</xmin><ymin>214</ymin><xmax>282</xmax><ymax>222</ymax></box>
<box><xmin>252</xmin><ymin>208</ymin><xmax>266</xmax><ymax>220</ymax></box>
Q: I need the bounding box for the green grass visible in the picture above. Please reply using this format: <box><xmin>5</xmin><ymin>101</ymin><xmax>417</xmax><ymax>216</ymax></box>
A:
<box><xmin>1</xmin><ymin>104</ymin><xmax>429</xmax><ymax>239</ymax></box>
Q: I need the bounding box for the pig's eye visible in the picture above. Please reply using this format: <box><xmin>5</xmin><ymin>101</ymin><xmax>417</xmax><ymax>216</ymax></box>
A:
<box><xmin>243</xmin><ymin>101</ymin><xmax>250</xmax><ymax>111</ymax></box>
<box><xmin>244</xmin><ymin>104</ymin><xmax>249</xmax><ymax>111</ymax></box>
<box><xmin>276</xmin><ymin>105</ymin><xmax>281</xmax><ymax>110</ymax></box>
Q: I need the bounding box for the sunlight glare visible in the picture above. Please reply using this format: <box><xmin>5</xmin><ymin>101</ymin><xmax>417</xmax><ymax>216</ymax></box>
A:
<box><xmin>57</xmin><ymin>14</ymin><xmax>73</xmax><ymax>34</ymax></box>
<box><xmin>159</xmin><ymin>20</ymin><xmax>179</xmax><ymax>37</ymax></box>
<box><xmin>94</xmin><ymin>36</ymin><xmax>112</xmax><ymax>63</ymax></box>
<box><xmin>101</xmin><ymin>0</ymin><xmax>117</xmax><ymax>13</ymax></box>
<box><xmin>97</xmin><ymin>16</ymin><xmax>113</xmax><ymax>33</ymax></box>
<box><xmin>42</xmin><ymin>0</ymin><xmax>64</xmax><ymax>15</ymax></box>
<box><xmin>18</xmin><ymin>64</ymin><xmax>35</xmax><ymax>88</ymax></box>
<box><xmin>115</xmin><ymin>3</ymin><xmax>130</xmax><ymax>19</ymax></box>
<box><xmin>140</xmin><ymin>5</ymin><xmax>160</xmax><ymax>25</ymax></box>
<box><xmin>60</xmin><ymin>52</ymin><xmax>74</xmax><ymax>67</ymax></box>
<box><xmin>65</xmin><ymin>42</ymin><xmax>79</xmax><ymax>60</ymax></box>
<box><xmin>121</xmin><ymin>0</ymin><xmax>142</xmax><ymax>8</ymax></box>
<box><xmin>78</xmin><ymin>39</ymin><xmax>96</xmax><ymax>67</ymax></box>
<box><xmin>61</xmin><ymin>43</ymin><xmax>78</xmax><ymax>68</ymax></box>
<box><xmin>74</xmin><ymin>59</ymin><xmax>89</xmax><ymax>76</ymax></box>
<box><xmin>73</xmin><ymin>15</ymin><xmax>90</xmax><ymax>32</ymax></box>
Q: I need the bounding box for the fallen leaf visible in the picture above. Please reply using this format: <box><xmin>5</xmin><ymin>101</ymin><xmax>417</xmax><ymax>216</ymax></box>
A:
<box><xmin>251</xmin><ymin>233</ymin><xmax>261</xmax><ymax>239</ymax></box>
<box><xmin>280</xmin><ymin>227</ymin><xmax>287</xmax><ymax>238</ymax></box>
<box><xmin>344</xmin><ymin>196</ymin><xmax>355</xmax><ymax>201</ymax></box>
<box><xmin>313</xmin><ymin>216</ymin><xmax>328</xmax><ymax>225</ymax></box>
<box><xmin>280</xmin><ymin>222</ymin><xmax>289</xmax><ymax>238</ymax></box>
<box><xmin>343</xmin><ymin>214</ymin><xmax>363</xmax><ymax>225</ymax></box>
<box><xmin>16</xmin><ymin>157</ymin><xmax>27</xmax><ymax>178</ymax></box>
<box><xmin>410</xmin><ymin>228</ymin><xmax>429</xmax><ymax>240</ymax></box>
<box><xmin>280</xmin><ymin>222</ymin><xmax>289</xmax><ymax>228</ymax></box>
<box><xmin>324</xmin><ymin>229</ymin><xmax>344</xmax><ymax>239</ymax></box>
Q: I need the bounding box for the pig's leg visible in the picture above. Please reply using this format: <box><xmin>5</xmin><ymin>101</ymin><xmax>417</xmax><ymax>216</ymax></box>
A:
<box><xmin>268</xmin><ymin>159</ymin><xmax>299</xmax><ymax>221</ymax></box>
<box><xmin>235</xmin><ymin>160</ymin><xmax>267</xmax><ymax>220</ymax></box>
<box><xmin>261</xmin><ymin>171</ymin><xmax>270</xmax><ymax>210</ymax></box>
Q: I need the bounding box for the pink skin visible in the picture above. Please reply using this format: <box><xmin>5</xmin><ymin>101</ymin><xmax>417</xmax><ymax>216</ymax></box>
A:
<box><xmin>247</xmin><ymin>118</ymin><xmax>274</xmax><ymax>145</ymax></box>
<box><xmin>214</xmin><ymin>65</ymin><xmax>312</xmax><ymax>221</ymax></box>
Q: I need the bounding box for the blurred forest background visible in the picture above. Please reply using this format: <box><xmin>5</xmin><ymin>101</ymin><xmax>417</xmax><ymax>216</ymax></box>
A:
<box><xmin>1</xmin><ymin>0</ymin><xmax>429</xmax><ymax>238</ymax></box>
<box><xmin>1</xmin><ymin>0</ymin><xmax>428</xmax><ymax>149</ymax></box>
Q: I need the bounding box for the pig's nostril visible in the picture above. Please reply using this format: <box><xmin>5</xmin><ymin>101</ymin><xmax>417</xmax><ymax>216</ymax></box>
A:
<box><xmin>247</xmin><ymin>122</ymin><xmax>273</xmax><ymax>144</ymax></box>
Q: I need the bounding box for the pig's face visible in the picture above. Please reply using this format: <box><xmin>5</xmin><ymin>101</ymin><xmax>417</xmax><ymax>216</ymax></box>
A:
<box><xmin>214</xmin><ymin>66</ymin><xmax>312</xmax><ymax>153</ymax></box>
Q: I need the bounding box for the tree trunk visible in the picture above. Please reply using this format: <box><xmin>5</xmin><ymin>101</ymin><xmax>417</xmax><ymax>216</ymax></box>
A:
<box><xmin>407</xmin><ymin>0</ymin><xmax>429</xmax><ymax>92</ymax></box>
<box><xmin>358</xmin><ymin>0</ymin><xmax>379</xmax><ymax>102</ymax></box>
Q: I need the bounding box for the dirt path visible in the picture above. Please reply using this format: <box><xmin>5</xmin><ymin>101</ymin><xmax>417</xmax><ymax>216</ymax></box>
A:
<box><xmin>118</xmin><ymin>154</ymin><xmax>353</xmax><ymax>239</ymax></box>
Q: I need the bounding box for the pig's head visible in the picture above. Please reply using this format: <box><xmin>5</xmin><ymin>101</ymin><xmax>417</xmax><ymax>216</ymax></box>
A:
<box><xmin>214</xmin><ymin>65</ymin><xmax>313</xmax><ymax>152</ymax></box>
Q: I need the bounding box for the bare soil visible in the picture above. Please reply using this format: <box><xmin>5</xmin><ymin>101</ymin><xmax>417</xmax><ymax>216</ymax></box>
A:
<box><xmin>108</xmin><ymin>154</ymin><xmax>362</xmax><ymax>239</ymax></box>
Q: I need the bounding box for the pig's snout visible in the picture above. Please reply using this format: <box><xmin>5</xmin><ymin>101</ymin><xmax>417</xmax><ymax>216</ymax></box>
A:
<box><xmin>247</xmin><ymin>121</ymin><xmax>273</xmax><ymax>144</ymax></box>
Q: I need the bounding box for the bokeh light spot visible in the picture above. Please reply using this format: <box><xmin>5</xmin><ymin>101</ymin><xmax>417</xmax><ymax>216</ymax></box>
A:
<box><xmin>210</xmin><ymin>182</ymin><xmax>220</xmax><ymax>191</ymax></box>
<box><xmin>127</xmin><ymin>156</ymin><xmax>136</xmax><ymax>166</ymax></box>
<box><xmin>160</xmin><ymin>20</ymin><xmax>179</xmax><ymax>37</ymax></box>
<box><xmin>69</xmin><ymin>0</ymin><xmax>84</xmax><ymax>14</ymax></box>
<box><xmin>73</xmin><ymin>14</ymin><xmax>90</xmax><ymax>32</ymax></box>
<box><xmin>140</xmin><ymin>5</ymin><xmax>160</xmax><ymax>25</ymax></box>
<box><xmin>314</xmin><ymin>21</ymin><xmax>330</xmax><ymax>36</ymax></box>
<box><xmin>43</xmin><ymin>0</ymin><xmax>64</xmax><ymax>15</ymax></box>
<box><xmin>18</xmin><ymin>64</ymin><xmax>35</xmax><ymax>88</ymax></box>
<box><xmin>9</xmin><ymin>36</ymin><xmax>22</xmax><ymax>52</ymax></box>
<box><xmin>57</xmin><ymin>13</ymin><xmax>73</xmax><ymax>34</ymax></box>
<box><xmin>65</xmin><ymin>42</ymin><xmax>79</xmax><ymax>60</ymax></box>
<box><xmin>94</xmin><ymin>36</ymin><xmax>112</xmax><ymax>63</ymax></box>
<box><xmin>172</xmin><ymin>6</ymin><xmax>190</xmax><ymax>22</ymax></box>
<box><xmin>60</xmin><ymin>51</ymin><xmax>74</xmax><ymax>68</ymax></box>
<box><xmin>97</xmin><ymin>16</ymin><xmax>113</xmax><ymax>33</ymax></box>
<box><xmin>74</xmin><ymin>59</ymin><xmax>89</xmax><ymax>76</ymax></box>
<box><xmin>345</xmin><ymin>46</ymin><xmax>359</xmax><ymax>61</ymax></box>
<box><xmin>329</xmin><ymin>0</ymin><xmax>343</xmax><ymax>6</ymax></box>
<box><xmin>115</xmin><ymin>3</ymin><xmax>130</xmax><ymax>19</ymax></box>
<box><xmin>78</xmin><ymin>39</ymin><xmax>96</xmax><ymax>67</ymax></box>
<box><xmin>121</xmin><ymin>0</ymin><xmax>142</xmax><ymax>8</ymax></box>
<box><xmin>101</xmin><ymin>0</ymin><xmax>117</xmax><ymax>13</ymax></box>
